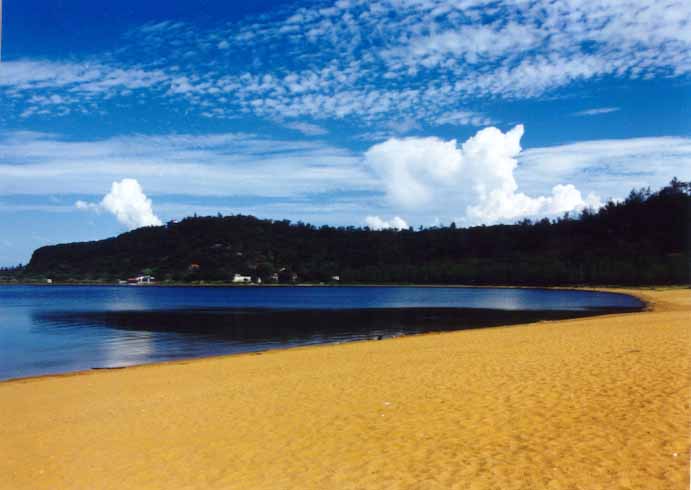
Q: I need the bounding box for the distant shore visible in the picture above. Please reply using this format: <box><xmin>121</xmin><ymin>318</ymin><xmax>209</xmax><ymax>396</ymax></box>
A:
<box><xmin>0</xmin><ymin>280</ymin><xmax>672</xmax><ymax>311</ymax></box>
<box><xmin>1</xmin><ymin>279</ymin><xmax>681</xmax><ymax>292</ymax></box>
<box><xmin>1</xmin><ymin>287</ymin><xmax>688</xmax><ymax>489</ymax></box>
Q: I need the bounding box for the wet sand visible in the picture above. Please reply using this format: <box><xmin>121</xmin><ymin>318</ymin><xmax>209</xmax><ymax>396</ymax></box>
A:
<box><xmin>1</xmin><ymin>288</ymin><xmax>688</xmax><ymax>489</ymax></box>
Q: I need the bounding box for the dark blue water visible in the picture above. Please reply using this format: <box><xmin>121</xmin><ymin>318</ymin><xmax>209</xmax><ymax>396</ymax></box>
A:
<box><xmin>0</xmin><ymin>285</ymin><xmax>643</xmax><ymax>380</ymax></box>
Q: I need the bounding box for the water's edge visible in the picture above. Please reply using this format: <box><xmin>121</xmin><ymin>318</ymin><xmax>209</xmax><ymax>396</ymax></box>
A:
<box><xmin>3</xmin><ymin>293</ymin><xmax>645</xmax><ymax>383</ymax></box>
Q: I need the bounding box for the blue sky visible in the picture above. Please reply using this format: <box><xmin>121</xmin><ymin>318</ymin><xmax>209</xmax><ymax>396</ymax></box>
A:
<box><xmin>1</xmin><ymin>0</ymin><xmax>690</xmax><ymax>265</ymax></box>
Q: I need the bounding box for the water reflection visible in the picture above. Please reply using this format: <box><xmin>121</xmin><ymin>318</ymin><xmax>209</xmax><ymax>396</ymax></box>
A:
<box><xmin>0</xmin><ymin>285</ymin><xmax>643</xmax><ymax>380</ymax></box>
<box><xmin>33</xmin><ymin>306</ymin><xmax>633</xmax><ymax>358</ymax></box>
<box><xmin>101</xmin><ymin>331</ymin><xmax>155</xmax><ymax>368</ymax></box>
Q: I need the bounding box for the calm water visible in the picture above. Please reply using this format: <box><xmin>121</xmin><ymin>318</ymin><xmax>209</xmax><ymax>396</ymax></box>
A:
<box><xmin>0</xmin><ymin>285</ymin><xmax>643</xmax><ymax>380</ymax></box>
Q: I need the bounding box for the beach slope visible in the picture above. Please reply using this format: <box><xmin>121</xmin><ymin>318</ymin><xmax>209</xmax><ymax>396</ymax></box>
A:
<box><xmin>1</xmin><ymin>288</ymin><xmax>689</xmax><ymax>489</ymax></box>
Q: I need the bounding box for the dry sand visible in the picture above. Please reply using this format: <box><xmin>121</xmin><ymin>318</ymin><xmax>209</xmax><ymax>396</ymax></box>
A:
<box><xmin>1</xmin><ymin>288</ymin><xmax>689</xmax><ymax>490</ymax></box>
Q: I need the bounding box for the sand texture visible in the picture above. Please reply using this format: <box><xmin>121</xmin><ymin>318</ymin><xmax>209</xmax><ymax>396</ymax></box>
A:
<box><xmin>1</xmin><ymin>288</ymin><xmax>689</xmax><ymax>489</ymax></box>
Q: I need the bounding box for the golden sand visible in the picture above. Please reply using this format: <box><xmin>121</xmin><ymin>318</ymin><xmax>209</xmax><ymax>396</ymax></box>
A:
<box><xmin>1</xmin><ymin>288</ymin><xmax>689</xmax><ymax>490</ymax></box>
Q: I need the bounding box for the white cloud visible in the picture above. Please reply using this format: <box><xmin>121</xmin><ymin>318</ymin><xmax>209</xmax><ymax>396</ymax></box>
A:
<box><xmin>365</xmin><ymin>124</ymin><xmax>598</xmax><ymax>224</ymax></box>
<box><xmin>572</xmin><ymin>107</ymin><xmax>620</xmax><ymax>117</ymax></box>
<box><xmin>0</xmin><ymin>60</ymin><xmax>168</xmax><ymax>94</ymax></box>
<box><xmin>434</xmin><ymin>111</ymin><xmax>493</xmax><ymax>127</ymax></box>
<box><xmin>177</xmin><ymin>0</ymin><xmax>690</xmax><ymax>124</ymax></box>
<box><xmin>0</xmin><ymin>60</ymin><xmax>169</xmax><ymax>118</ymax></box>
<box><xmin>77</xmin><ymin>179</ymin><xmax>162</xmax><ymax>229</ymax></box>
<box><xmin>283</xmin><ymin>121</ymin><xmax>329</xmax><ymax>135</ymax></box>
<box><xmin>381</xmin><ymin>22</ymin><xmax>543</xmax><ymax>70</ymax></box>
<box><xmin>0</xmin><ymin>131</ymin><xmax>373</xmax><ymax>197</ymax></box>
<box><xmin>75</xmin><ymin>200</ymin><xmax>99</xmax><ymax>211</ymax></box>
<box><xmin>101</xmin><ymin>179</ymin><xmax>162</xmax><ymax>229</ymax></box>
<box><xmin>136</xmin><ymin>21</ymin><xmax>187</xmax><ymax>34</ymax></box>
<box><xmin>5</xmin><ymin>1</ymin><xmax>688</xmax><ymax>126</ymax></box>
<box><xmin>365</xmin><ymin>215</ymin><xmax>408</xmax><ymax>230</ymax></box>
<box><xmin>366</xmin><ymin>136</ymin><xmax>463</xmax><ymax>208</ymax></box>
<box><xmin>2</xmin><ymin>127</ymin><xmax>689</xmax><ymax>228</ymax></box>
<box><xmin>517</xmin><ymin>136</ymin><xmax>691</xmax><ymax>199</ymax></box>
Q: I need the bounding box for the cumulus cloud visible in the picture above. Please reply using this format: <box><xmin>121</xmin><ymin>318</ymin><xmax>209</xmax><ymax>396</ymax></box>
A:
<box><xmin>4</xmin><ymin>128</ymin><xmax>688</xmax><ymax>228</ymax></box>
<box><xmin>366</xmin><ymin>125</ymin><xmax>599</xmax><ymax>224</ymax></box>
<box><xmin>367</xmin><ymin>136</ymin><xmax>463</xmax><ymax>208</ymax></box>
<box><xmin>76</xmin><ymin>179</ymin><xmax>162</xmax><ymax>229</ymax></box>
<box><xmin>365</xmin><ymin>215</ymin><xmax>409</xmax><ymax>230</ymax></box>
<box><xmin>101</xmin><ymin>179</ymin><xmax>162</xmax><ymax>229</ymax></box>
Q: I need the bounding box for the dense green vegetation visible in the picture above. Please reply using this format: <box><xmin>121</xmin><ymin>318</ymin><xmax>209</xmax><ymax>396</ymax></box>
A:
<box><xmin>6</xmin><ymin>179</ymin><xmax>690</xmax><ymax>286</ymax></box>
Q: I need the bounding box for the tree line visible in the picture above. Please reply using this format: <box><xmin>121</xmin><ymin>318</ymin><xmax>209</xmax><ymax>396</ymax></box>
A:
<box><xmin>13</xmin><ymin>179</ymin><xmax>691</xmax><ymax>286</ymax></box>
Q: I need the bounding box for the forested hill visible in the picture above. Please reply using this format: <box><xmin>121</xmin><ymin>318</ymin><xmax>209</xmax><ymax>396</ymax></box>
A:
<box><xmin>18</xmin><ymin>179</ymin><xmax>691</xmax><ymax>286</ymax></box>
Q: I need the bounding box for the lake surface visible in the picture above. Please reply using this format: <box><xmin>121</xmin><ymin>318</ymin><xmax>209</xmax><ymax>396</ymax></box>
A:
<box><xmin>0</xmin><ymin>285</ymin><xmax>643</xmax><ymax>381</ymax></box>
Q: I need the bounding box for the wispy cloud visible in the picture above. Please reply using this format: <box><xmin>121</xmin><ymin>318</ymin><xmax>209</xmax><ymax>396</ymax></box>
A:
<box><xmin>283</xmin><ymin>121</ymin><xmax>329</xmax><ymax>136</ymax></box>
<box><xmin>1</xmin><ymin>60</ymin><xmax>169</xmax><ymax>118</ymax></box>
<box><xmin>518</xmin><ymin>136</ymin><xmax>691</xmax><ymax>199</ymax></box>
<box><xmin>4</xmin><ymin>1</ymin><xmax>688</xmax><ymax>127</ymax></box>
<box><xmin>572</xmin><ymin>107</ymin><xmax>620</xmax><ymax>117</ymax></box>
<box><xmin>160</xmin><ymin>0</ymin><xmax>691</xmax><ymax>120</ymax></box>
<box><xmin>0</xmin><ymin>60</ymin><xmax>167</xmax><ymax>94</ymax></box>
<box><xmin>1</xmin><ymin>128</ymin><xmax>689</xmax><ymax>226</ymax></box>
<box><xmin>0</xmin><ymin>131</ymin><xmax>373</xmax><ymax>197</ymax></box>
<box><xmin>435</xmin><ymin>111</ymin><xmax>493</xmax><ymax>127</ymax></box>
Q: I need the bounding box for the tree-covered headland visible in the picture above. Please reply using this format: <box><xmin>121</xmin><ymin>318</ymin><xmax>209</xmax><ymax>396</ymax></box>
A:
<box><xmin>7</xmin><ymin>179</ymin><xmax>690</xmax><ymax>286</ymax></box>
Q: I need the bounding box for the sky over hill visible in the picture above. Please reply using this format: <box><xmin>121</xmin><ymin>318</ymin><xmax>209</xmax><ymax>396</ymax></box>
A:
<box><xmin>1</xmin><ymin>0</ymin><xmax>690</xmax><ymax>265</ymax></box>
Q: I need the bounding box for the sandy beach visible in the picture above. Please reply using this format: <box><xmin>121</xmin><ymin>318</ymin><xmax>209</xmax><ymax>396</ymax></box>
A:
<box><xmin>0</xmin><ymin>288</ymin><xmax>688</xmax><ymax>490</ymax></box>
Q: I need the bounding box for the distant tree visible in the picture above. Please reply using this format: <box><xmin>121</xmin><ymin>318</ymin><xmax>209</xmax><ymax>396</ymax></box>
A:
<box><xmin>17</xmin><ymin>179</ymin><xmax>690</xmax><ymax>287</ymax></box>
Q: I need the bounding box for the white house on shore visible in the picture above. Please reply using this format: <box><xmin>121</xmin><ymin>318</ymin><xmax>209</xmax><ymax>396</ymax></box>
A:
<box><xmin>232</xmin><ymin>274</ymin><xmax>252</xmax><ymax>283</ymax></box>
<box><xmin>127</xmin><ymin>275</ymin><xmax>155</xmax><ymax>285</ymax></box>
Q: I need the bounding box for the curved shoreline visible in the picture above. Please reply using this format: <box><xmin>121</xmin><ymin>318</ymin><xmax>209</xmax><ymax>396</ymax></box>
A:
<box><xmin>1</xmin><ymin>287</ymin><xmax>688</xmax><ymax>490</ymax></box>
<box><xmin>0</xmin><ymin>286</ymin><xmax>645</xmax><ymax>384</ymax></box>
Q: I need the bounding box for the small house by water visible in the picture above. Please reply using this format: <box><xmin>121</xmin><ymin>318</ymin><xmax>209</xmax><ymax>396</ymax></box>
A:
<box><xmin>232</xmin><ymin>274</ymin><xmax>252</xmax><ymax>283</ymax></box>
<box><xmin>127</xmin><ymin>275</ymin><xmax>155</xmax><ymax>285</ymax></box>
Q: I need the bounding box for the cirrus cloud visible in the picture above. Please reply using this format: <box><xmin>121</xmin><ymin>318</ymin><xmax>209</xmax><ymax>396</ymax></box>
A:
<box><xmin>4</xmin><ymin>1</ymin><xmax>689</xmax><ymax>126</ymax></box>
<box><xmin>572</xmin><ymin>107</ymin><xmax>620</xmax><ymax>117</ymax></box>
